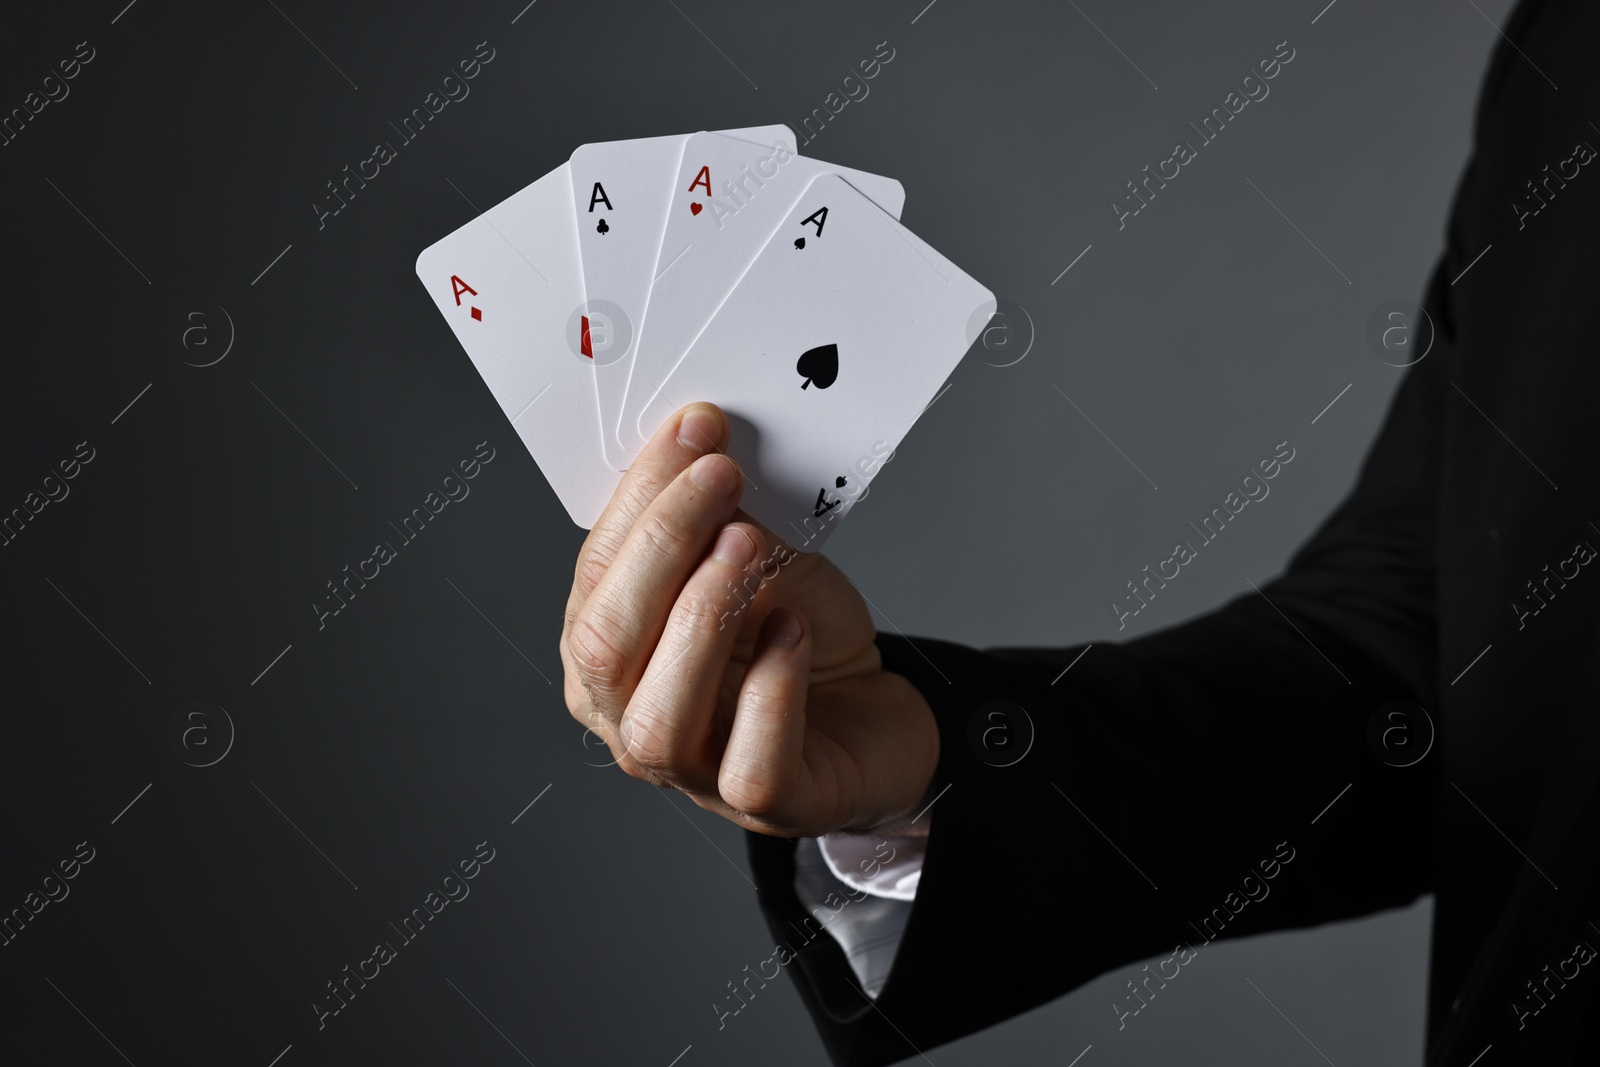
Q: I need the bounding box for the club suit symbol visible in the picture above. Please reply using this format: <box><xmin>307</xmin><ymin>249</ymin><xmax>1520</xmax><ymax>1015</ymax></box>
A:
<box><xmin>596</xmin><ymin>218</ymin><xmax>609</xmax><ymax>235</ymax></box>
<box><xmin>796</xmin><ymin>344</ymin><xmax>838</xmax><ymax>390</ymax></box>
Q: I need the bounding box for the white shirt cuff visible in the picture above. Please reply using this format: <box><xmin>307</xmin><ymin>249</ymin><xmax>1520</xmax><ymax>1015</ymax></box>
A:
<box><xmin>816</xmin><ymin>829</ymin><xmax>926</xmax><ymax>901</ymax></box>
<box><xmin>790</xmin><ymin>827</ymin><xmax>928</xmax><ymax>999</ymax></box>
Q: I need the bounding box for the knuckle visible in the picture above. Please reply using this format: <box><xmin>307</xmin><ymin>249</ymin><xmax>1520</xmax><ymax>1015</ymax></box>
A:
<box><xmin>719</xmin><ymin>766</ymin><xmax>785</xmax><ymax>820</ymax></box>
<box><xmin>559</xmin><ymin>608</ymin><xmax>581</xmax><ymax>665</ymax></box>
<box><xmin>636</xmin><ymin>510</ymin><xmax>695</xmax><ymax>560</ymax></box>
<box><xmin>611</xmin><ymin>744</ymin><xmax>659</xmax><ymax>784</ymax></box>
<box><xmin>565</xmin><ymin>612</ymin><xmax>628</xmax><ymax>695</ymax></box>
<box><xmin>619</xmin><ymin>476</ymin><xmax>668</xmax><ymax>518</ymax></box>
<box><xmin>572</xmin><ymin>525</ymin><xmax>625</xmax><ymax>593</ymax></box>
<box><xmin>670</xmin><ymin>589</ymin><xmax>732</xmax><ymax>638</ymax></box>
<box><xmin>618</xmin><ymin>715</ymin><xmax>678</xmax><ymax>780</ymax></box>
<box><xmin>575</xmin><ymin>551</ymin><xmax>611</xmax><ymax>596</ymax></box>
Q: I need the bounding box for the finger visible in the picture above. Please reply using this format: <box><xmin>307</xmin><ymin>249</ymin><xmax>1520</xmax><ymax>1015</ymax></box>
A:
<box><xmin>562</xmin><ymin>402</ymin><xmax>729</xmax><ymax>729</ymax></box>
<box><xmin>570</xmin><ymin>403</ymin><xmax>729</xmax><ymax>604</ymax></box>
<box><xmin>716</xmin><ymin>607</ymin><xmax>813</xmax><ymax>824</ymax></box>
<box><xmin>616</xmin><ymin>522</ymin><xmax>768</xmax><ymax>791</ymax></box>
<box><xmin>566</xmin><ymin>449</ymin><xmax>745</xmax><ymax>730</ymax></box>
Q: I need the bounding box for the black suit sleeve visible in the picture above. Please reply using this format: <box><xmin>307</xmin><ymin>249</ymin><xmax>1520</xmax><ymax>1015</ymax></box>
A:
<box><xmin>745</xmin><ymin>255</ymin><xmax>1456</xmax><ymax>1065</ymax></box>
<box><xmin>739</xmin><ymin>0</ymin><xmax>1583</xmax><ymax>1059</ymax></box>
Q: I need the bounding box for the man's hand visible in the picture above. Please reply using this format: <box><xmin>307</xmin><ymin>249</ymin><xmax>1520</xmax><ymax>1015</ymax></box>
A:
<box><xmin>561</xmin><ymin>402</ymin><xmax>938</xmax><ymax>838</ymax></box>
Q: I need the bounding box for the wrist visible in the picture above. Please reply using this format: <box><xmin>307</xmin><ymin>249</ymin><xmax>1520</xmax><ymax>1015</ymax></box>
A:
<box><xmin>838</xmin><ymin>726</ymin><xmax>934</xmax><ymax>844</ymax></box>
<box><xmin>863</xmin><ymin>773</ymin><xmax>940</xmax><ymax>837</ymax></box>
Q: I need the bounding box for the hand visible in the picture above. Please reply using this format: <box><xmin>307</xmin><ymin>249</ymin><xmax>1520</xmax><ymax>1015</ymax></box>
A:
<box><xmin>561</xmin><ymin>402</ymin><xmax>939</xmax><ymax>838</ymax></box>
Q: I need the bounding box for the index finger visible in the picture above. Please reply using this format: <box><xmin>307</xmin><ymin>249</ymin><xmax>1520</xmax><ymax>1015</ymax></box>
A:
<box><xmin>571</xmin><ymin>402</ymin><xmax>731</xmax><ymax>602</ymax></box>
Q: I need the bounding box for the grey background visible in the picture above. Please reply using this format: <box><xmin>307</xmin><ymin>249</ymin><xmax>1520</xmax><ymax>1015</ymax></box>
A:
<box><xmin>0</xmin><ymin>0</ymin><xmax>1510</xmax><ymax>1062</ymax></box>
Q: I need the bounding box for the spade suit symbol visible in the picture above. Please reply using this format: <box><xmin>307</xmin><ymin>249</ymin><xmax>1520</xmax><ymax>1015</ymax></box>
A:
<box><xmin>835</xmin><ymin>475</ymin><xmax>847</xmax><ymax>488</ymax></box>
<box><xmin>794</xmin><ymin>237</ymin><xmax>806</xmax><ymax>250</ymax></box>
<box><xmin>596</xmin><ymin>218</ymin><xmax>610</xmax><ymax>235</ymax></box>
<box><xmin>797</xmin><ymin>344</ymin><xmax>838</xmax><ymax>390</ymax></box>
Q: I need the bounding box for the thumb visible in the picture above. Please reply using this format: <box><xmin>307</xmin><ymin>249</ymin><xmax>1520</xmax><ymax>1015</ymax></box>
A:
<box><xmin>719</xmin><ymin>608</ymin><xmax>811</xmax><ymax>823</ymax></box>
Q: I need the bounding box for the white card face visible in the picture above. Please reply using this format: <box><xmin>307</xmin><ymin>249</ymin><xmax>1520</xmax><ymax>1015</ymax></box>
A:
<box><xmin>618</xmin><ymin>134</ymin><xmax>907</xmax><ymax>455</ymax></box>
<box><xmin>415</xmin><ymin>163</ymin><xmax>619</xmax><ymax>528</ymax></box>
<box><xmin>636</xmin><ymin>173</ymin><xmax>993</xmax><ymax>551</ymax></box>
<box><xmin>570</xmin><ymin>126</ymin><xmax>796</xmax><ymax>470</ymax></box>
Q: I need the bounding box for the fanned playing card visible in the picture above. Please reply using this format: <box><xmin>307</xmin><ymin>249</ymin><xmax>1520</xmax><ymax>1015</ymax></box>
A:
<box><xmin>415</xmin><ymin>163</ymin><xmax>620</xmax><ymax>527</ymax></box>
<box><xmin>569</xmin><ymin>126</ymin><xmax>795</xmax><ymax>470</ymax></box>
<box><xmin>617</xmin><ymin>133</ymin><xmax>906</xmax><ymax>455</ymax></box>
<box><xmin>636</xmin><ymin>172</ymin><xmax>994</xmax><ymax>550</ymax></box>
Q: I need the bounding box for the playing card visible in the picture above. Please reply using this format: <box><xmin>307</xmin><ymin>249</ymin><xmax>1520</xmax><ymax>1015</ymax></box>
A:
<box><xmin>635</xmin><ymin>172</ymin><xmax>994</xmax><ymax>550</ymax></box>
<box><xmin>570</xmin><ymin>126</ymin><xmax>796</xmax><ymax>470</ymax></box>
<box><xmin>617</xmin><ymin>134</ymin><xmax>907</xmax><ymax>455</ymax></box>
<box><xmin>415</xmin><ymin>163</ymin><xmax>619</xmax><ymax>527</ymax></box>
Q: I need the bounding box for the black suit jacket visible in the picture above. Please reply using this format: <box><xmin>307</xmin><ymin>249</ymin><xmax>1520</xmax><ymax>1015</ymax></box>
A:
<box><xmin>747</xmin><ymin>1</ymin><xmax>1600</xmax><ymax>1062</ymax></box>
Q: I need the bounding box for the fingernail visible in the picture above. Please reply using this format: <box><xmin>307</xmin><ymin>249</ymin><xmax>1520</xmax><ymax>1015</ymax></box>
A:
<box><xmin>677</xmin><ymin>406</ymin><xmax>724</xmax><ymax>453</ymax></box>
<box><xmin>767</xmin><ymin>608</ymin><xmax>803</xmax><ymax>649</ymax></box>
<box><xmin>689</xmin><ymin>453</ymin><xmax>740</xmax><ymax>496</ymax></box>
<box><xmin>712</xmin><ymin>526</ymin><xmax>757</xmax><ymax>565</ymax></box>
